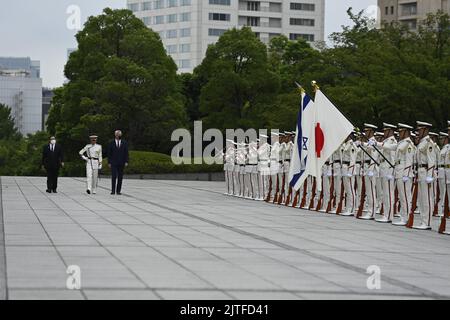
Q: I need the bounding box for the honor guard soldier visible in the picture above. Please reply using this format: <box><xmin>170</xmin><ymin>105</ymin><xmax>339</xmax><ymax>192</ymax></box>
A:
<box><xmin>341</xmin><ymin>133</ymin><xmax>358</xmax><ymax>216</ymax></box>
<box><xmin>224</xmin><ymin>140</ymin><xmax>236</xmax><ymax>195</ymax></box>
<box><xmin>413</xmin><ymin>121</ymin><xmax>437</xmax><ymax>230</ymax></box>
<box><xmin>79</xmin><ymin>134</ymin><xmax>103</xmax><ymax>195</ymax></box>
<box><xmin>373</xmin><ymin>123</ymin><xmax>397</xmax><ymax>223</ymax></box>
<box><xmin>246</xmin><ymin>139</ymin><xmax>259</xmax><ymax>199</ymax></box>
<box><xmin>268</xmin><ymin>132</ymin><xmax>281</xmax><ymax>202</ymax></box>
<box><xmin>283</xmin><ymin>132</ymin><xmax>295</xmax><ymax>205</ymax></box>
<box><xmin>438</xmin><ymin>131</ymin><xmax>449</xmax><ymax>217</ymax></box>
<box><xmin>329</xmin><ymin>143</ymin><xmax>344</xmax><ymax>213</ymax></box>
<box><xmin>442</xmin><ymin>121</ymin><xmax>450</xmax><ymax>234</ymax></box>
<box><xmin>359</xmin><ymin>124</ymin><xmax>379</xmax><ymax>220</ymax></box>
<box><xmin>236</xmin><ymin>141</ymin><xmax>247</xmax><ymax>197</ymax></box>
<box><xmin>257</xmin><ymin>134</ymin><xmax>271</xmax><ymax>201</ymax></box>
<box><xmin>392</xmin><ymin>124</ymin><xmax>416</xmax><ymax>226</ymax></box>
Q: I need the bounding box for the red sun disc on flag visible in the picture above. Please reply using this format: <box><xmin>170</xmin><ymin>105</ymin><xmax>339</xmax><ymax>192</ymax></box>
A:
<box><xmin>315</xmin><ymin>123</ymin><xmax>324</xmax><ymax>158</ymax></box>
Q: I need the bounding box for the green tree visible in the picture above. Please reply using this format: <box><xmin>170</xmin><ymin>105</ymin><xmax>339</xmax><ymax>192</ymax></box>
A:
<box><xmin>195</xmin><ymin>27</ymin><xmax>280</xmax><ymax>130</ymax></box>
<box><xmin>47</xmin><ymin>8</ymin><xmax>188</xmax><ymax>159</ymax></box>
<box><xmin>0</xmin><ymin>103</ymin><xmax>21</xmax><ymax>140</ymax></box>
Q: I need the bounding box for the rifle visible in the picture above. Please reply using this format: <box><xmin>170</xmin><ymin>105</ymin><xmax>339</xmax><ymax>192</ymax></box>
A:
<box><xmin>406</xmin><ymin>177</ymin><xmax>419</xmax><ymax>228</ymax></box>
<box><xmin>273</xmin><ymin>175</ymin><xmax>280</xmax><ymax>204</ymax></box>
<box><xmin>285</xmin><ymin>186</ymin><xmax>293</xmax><ymax>206</ymax></box>
<box><xmin>433</xmin><ymin>183</ymin><xmax>440</xmax><ymax>216</ymax></box>
<box><xmin>315</xmin><ymin>176</ymin><xmax>324</xmax><ymax>211</ymax></box>
<box><xmin>265</xmin><ymin>176</ymin><xmax>272</xmax><ymax>202</ymax></box>
<box><xmin>336</xmin><ymin>180</ymin><xmax>345</xmax><ymax>215</ymax></box>
<box><xmin>278</xmin><ymin>173</ymin><xmax>286</xmax><ymax>205</ymax></box>
<box><xmin>308</xmin><ymin>178</ymin><xmax>317</xmax><ymax>210</ymax></box>
<box><xmin>438</xmin><ymin>191</ymin><xmax>449</xmax><ymax>234</ymax></box>
<box><xmin>356</xmin><ymin>173</ymin><xmax>366</xmax><ymax>218</ymax></box>
<box><xmin>372</xmin><ymin>144</ymin><xmax>395</xmax><ymax>169</ymax></box>
<box><xmin>393</xmin><ymin>185</ymin><xmax>399</xmax><ymax>217</ymax></box>
<box><xmin>292</xmin><ymin>190</ymin><xmax>300</xmax><ymax>207</ymax></box>
<box><xmin>299</xmin><ymin>179</ymin><xmax>308</xmax><ymax>208</ymax></box>
<box><xmin>326</xmin><ymin>170</ymin><xmax>334</xmax><ymax>213</ymax></box>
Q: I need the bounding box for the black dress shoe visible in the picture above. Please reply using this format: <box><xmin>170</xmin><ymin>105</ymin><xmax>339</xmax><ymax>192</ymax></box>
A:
<box><xmin>52</xmin><ymin>190</ymin><xmax>57</xmax><ymax>193</ymax></box>
<box><xmin>117</xmin><ymin>192</ymin><xmax>122</xmax><ymax>195</ymax></box>
<box><xmin>46</xmin><ymin>190</ymin><xmax>51</xmax><ymax>193</ymax></box>
<box><xmin>86</xmin><ymin>190</ymin><xmax>91</xmax><ymax>194</ymax></box>
<box><xmin>111</xmin><ymin>192</ymin><xmax>115</xmax><ymax>195</ymax></box>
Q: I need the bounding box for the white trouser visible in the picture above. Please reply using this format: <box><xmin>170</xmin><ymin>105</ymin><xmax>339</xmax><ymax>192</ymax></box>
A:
<box><xmin>250</xmin><ymin>172</ymin><xmax>259</xmax><ymax>199</ymax></box>
<box><xmin>381</xmin><ymin>176</ymin><xmax>395</xmax><ymax>221</ymax></box>
<box><xmin>270</xmin><ymin>174</ymin><xmax>278</xmax><ymax>200</ymax></box>
<box><xmin>376</xmin><ymin>177</ymin><xmax>383</xmax><ymax>212</ymax></box>
<box><xmin>343</xmin><ymin>174</ymin><xmax>355</xmax><ymax>213</ymax></box>
<box><xmin>396</xmin><ymin>178</ymin><xmax>412</xmax><ymax>222</ymax></box>
<box><xmin>438</xmin><ymin>178</ymin><xmax>446</xmax><ymax>216</ymax></box>
<box><xmin>333</xmin><ymin>176</ymin><xmax>342</xmax><ymax>210</ymax></box>
<box><xmin>239</xmin><ymin>171</ymin><xmax>245</xmax><ymax>197</ymax></box>
<box><xmin>227</xmin><ymin>170</ymin><xmax>234</xmax><ymax>195</ymax></box>
<box><xmin>364</xmin><ymin>175</ymin><xmax>377</xmax><ymax>217</ymax></box>
<box><xmin>86</xmin><ymin>165</ymin><xmax>98</xmax><ymax>192</ymax></box>
<box><xmin>233</xmin><ymin>171</ymin><xmax>239</xmax><ymax>196</ymax></box>
<box><xmin>259</xmin><ymin>174</ymin><xmax>270</xmax><ymax>200</ymax></box>
<box><xmin>304</xmin><ymin>176</ymin><xmax>313</xmax><ymax>207</ymax></box>
<box><xmin>322</xmin><ymin>174</ymin><xmax>331</xmax><ymax>210</ymax></box>
<box><xmin>418</xmin><ymin>179</ymin><xmax>433</xmax><ymax>227</ymax></box>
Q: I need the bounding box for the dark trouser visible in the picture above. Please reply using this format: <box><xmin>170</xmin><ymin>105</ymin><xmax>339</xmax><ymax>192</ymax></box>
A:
<box><xmin>111</xmin><ymin>165</ymin><xmax>125</xmax><ymax>193</ymax></box>
<box><xmin>46</xmin><ymin>168</ymin><xmax>59</xmax><ymax>191</ymax></box>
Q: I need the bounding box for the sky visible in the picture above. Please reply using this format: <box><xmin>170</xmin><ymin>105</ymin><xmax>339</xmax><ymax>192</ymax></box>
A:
<box><xmin>0</xmin><ymin>0</ymin><xmax>376</xmax><ymax>88</ymax></box>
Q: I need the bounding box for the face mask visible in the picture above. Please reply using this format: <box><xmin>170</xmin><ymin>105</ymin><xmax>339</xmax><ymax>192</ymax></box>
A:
<box><xmin>50</xmin><ymin>140</ymin><xmax>56</xmax><ymax>145</ymax></box>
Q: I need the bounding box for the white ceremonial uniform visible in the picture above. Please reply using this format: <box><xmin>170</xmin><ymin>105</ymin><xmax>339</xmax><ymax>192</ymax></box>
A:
<box><xmin>257</xmin><ymin>141</ymin><xmax>271</xmax><ymax>201</ymax></box>
<box><xmin>354</xmin><ymin>142</ymin><xmax>364</xmax><ymax>211</ymax></box>
<box><xmin>433</xmin><ymin>142</ymin><xmax>440</xmax><ymax>216</ymax></box>
<box><xmin>246</xmin><ymin>141</ymin><xmax>259</xmax><ymax>199</ymax></box>
<box><xmin>283</xmin><ymin>140</ymin><xmax>294</xmax><ymax>204</ymax></box>
<box><xmin>224</xmin><ymin>145</ymin><xmax>235</xmax><ymax>195</ymax></box>
<box><xmin>377</xmin><ymin>136</ymin><xmax>397</xmax><ymax>222</ymax></box>
<box><xmin>360</xmin><ymin>137</ymin><xmax>379</xmax><ymax>219</ymax></box>
<box><xmin>392</xmin><ymin>137</ymin><xmax>415</xmax><ymax>225</ymax></box>
<box><xmin>269</xmin><ymin>140</ymin><xmax>281</xmax><ymax>200</ymax></box>
<box><xmin>415</xmin><ymin>135</ymin><xmax>437</xmax><ymax>229</ymax></box>
<box><xmin>236</xmin><ymin>143</ymin><xmax>247</xmax><ymax>197</ymax></box>
<box><xmin>79</xmin><ymin>143</ymin><xmax>103</xmax><ymax>194</ymax></box>
<box><xmin>341</xmin><ymin>139</ymin><xmax>358</xmax><ymax>216</ymax></box>
<box><xmin>439</xmin><ymin>143</ymin><xmax>450</xmax><ymax>216</ymax></box>
<box><xmin>320</xmin><ymin>157</ymin><xmax>332</xmax><ymax>212</ymax></box>
<box><xmin>330</xmin><ymin>145</ymin><xmax>344</xmax><ymax>213</ymax></box>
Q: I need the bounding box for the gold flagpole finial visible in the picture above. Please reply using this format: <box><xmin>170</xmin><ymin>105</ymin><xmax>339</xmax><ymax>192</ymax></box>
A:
<box><xmin>311</xmin><ymin>80</ymin><xmax>320</xmax><ymax>92</ymax></box>
<box><xmin>294</xmin><ymin>81</ymin><xmax>305</xmax><ymax>94</ymax></box>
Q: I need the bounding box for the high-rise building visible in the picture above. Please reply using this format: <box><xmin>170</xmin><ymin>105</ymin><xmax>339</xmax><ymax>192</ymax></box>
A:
<box><xmin>42</xmin><ymin>88</ymin><xmax>54</xmax><ymax>131</ymax></box>
<box><xmin>127</xmin><ymin>0</ymin><xmax>325</xmax><ymax>73</ymax></box>
<box><xmin>0</xmin><ymin>57</ymin><xmax>42</xmax><ymax>135</ymax></box>
<box><xmin>378</xmin><ymin>0</ymin><xmax>450</xmax><ymax>30</ymax></box>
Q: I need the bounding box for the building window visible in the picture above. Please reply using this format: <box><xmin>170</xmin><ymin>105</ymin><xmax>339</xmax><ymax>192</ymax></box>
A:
<box><xmin>154</xmin><ymin>15</ymin><xmax>164</xmax><ymax>24</ymax></box>
<box><xmin>290</xmin><ymin>3</ymin><xmax>315</xmax><ymax>11</ymax></box>
<box><xmin>290</xmin><ymin>18</ymin><xmax>315</xmax><ymax>26</ymax></box>
<box><xmin>154</xmin><ymin>0</ymin><xmax>164</xmax><ymax>9</ymax></box>
<box><xmin>247</xmin><ymin>16</ymin><xmax>259</xmax><ymax>26</ymax></box>
<box><xmin>179</xmin><ymin>59</ymin><xmax>191</xmax><ymax>69</ymax></box>
<box><xmin>180</xmin><ymin>28</ymin><xmax>191</xmax><ymax>37</ymax></box>
<box><xmin>208</xmin><ymin>28</ymin><xmax>227</xmax><ymax>36</ymax></box>
<box><xmin>142</xmin><ymin>16</ymin><xmax>151</xmax><ymax>25</ymax></box>
<box><xmin>180</xmin><ymin>0</ymin><xmax>191</xmax><ymax>5</ymax></box>
<box><xmin>180</xmin><ymin>44</ymin><xmax>191</xmax><ymax>53</ymax></box>
<box><xmin>167</xmin><ymin>13</ymin><xmax>178</xmax><ymax>23</ymax></box>
<box><xmin>247</xmin><ymin>1</ymin><xmax>260</xmax><ymax>11</ymax></box>
<box><xmin>180</xmin><ymin>12</ymin><xmax>191</xmax><ymax>22</ymax></box>
<box><xmin>289</xmin><ymin>33</ymin><xmax>315</xmax><ymax>42</ymax></box>
<box><xmin>391</xmin><ymin>6</ymin><xmax>394</xmax><ymax>14</ymax></box>
<box><xmin>142</xmin><ymin>1</ymin><xmax>152</xmax><ymax>10</ymax></box>
<box><xmin>209</xmin><ymin>0</ymin><xmax>231</xmax><ymax>5</ymax></box>
<box><xmin>385</xmin><ymin>6</ymin><xmax>388</xmax><ymax>15</ymax></box>
<box><xmin>158</xmin><ymin>31</ymin><xmax>165</xmax><ymax>39</ymax></box>
<box><xmin>166</xmin><ymin>29</ymin><xmax>178</xmax><ymax>38</ymax></box>
<box><xmin>167</xmin><ymin>0</ymin><xmax>178</xmax><ymax>8</ymax></box>
<box><xmin>209</xmin><ymin>13</ymin><xmax>231</xmax><ymax>21</ymax></box>
<box><xmin>127</xmin><ymin>3</ymin><xmax>140</xmax><ymax>12</ymax></box>
<box><xmin>167</xmin><ymin>45</ymin><xmax>177</xmax><ymax>54</ymax></box>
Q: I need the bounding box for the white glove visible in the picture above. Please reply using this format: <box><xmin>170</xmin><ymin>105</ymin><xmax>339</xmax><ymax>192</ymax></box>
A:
<box><xmin>368</xmin><ymin>140</ymin><xmax>375</xmax><ymax>146</ymax></box>
<box><xmin>82</xmin><ymin>156</ymin><xmax>88</xmax><ymax>161</ymax></box>
<box><xmin>425</xmin><ymin>176</ymin><xmax>434</xmax><ymax>184</ymax></box>
<box><xmin>347</xmin><ymin>173</ymin><xmax>353</xmax><ymax>177</ymax></box>
<box><xmin>386</xmin><ymin>174</ymin><xmax>394</xmax><ymax>181</ymax></box>
<box><xmin>327</xmin><ymin>170</ymin><xmax>332</xmax><ymax>177</ymax></box>
<box><xmin>367</xmin><ymin>171</ymin><xmax>374</xmax><ymax>177</ymax></box>
<box><xmin>402</xmin><ymin>176</ymin><xmax>410</xmax><ymax>183</ymax></box>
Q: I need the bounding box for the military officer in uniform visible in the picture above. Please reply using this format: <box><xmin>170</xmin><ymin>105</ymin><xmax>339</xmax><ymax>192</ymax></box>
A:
<box><xmin>392</xmin><ymin>124</ymin><xmax>416</xmax><ymax>226</ymax></box>
<box><xmin>246</xmin><ymin>139</ymin><xmax>259</xmax><ymax>199</ymax></box>
<box><xmin>341</xmin><ymin>133</ymin><xmax>358</xmax><ymax>216</ymax></box>
<box><xmin>329</xmin><ymin>143</ymin><xmax>344</xmax><ymax>213</ymax></box>
<box><xmin>413</xmin><ymin>121</ymin><xmax>437</xmax><ymax>230</ymax></box>
<box><xmin>79</xmin><ymin>135</ymin><xmax>103</xmax><ymax>195</ymax></box>
<box><xmin>438</xmin><ymin>131</ymin><xmax>449</xmax><ymax>217</ymax></box>
<box><xmin>268</xmin><ymin>132</ymin><xmax>281</xmax><ymax>201</ymax></box>
<box><xmin>257</xmin><ymin>134</ymin><xmax>271</xmax><ymax>201</ymax></box>
<box><xmin>224</xmin><ymin>140</ymin><xmax>236</xmax><ymax>195</ymax></box>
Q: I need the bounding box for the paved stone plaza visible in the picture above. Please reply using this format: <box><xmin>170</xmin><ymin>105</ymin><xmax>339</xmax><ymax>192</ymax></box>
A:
<box><xmin>0</xmin><ymin>176</ymin><xmax>449</xmax><ymax>300</ymax></box>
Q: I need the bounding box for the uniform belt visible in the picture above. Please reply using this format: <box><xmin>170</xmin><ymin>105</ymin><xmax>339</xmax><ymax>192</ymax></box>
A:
<box><xmin>356</xmin><ymin>161</ymin><xmax>362</xmax><ymax>165</ymax></box>
<box><xmin>364</xmin><ymin>160</ymin><xmax>371</xmax><ymax>164</ymax></box>
<box><xmin>342</xmin><ymin>161</ymin><xmax>350</xmax><ymax>165</ymax></box>
<box><xmin>333</xmin><ymin>160</ymin><xmax>341</xmax><ymax>164</ymax></box>
<box><xmin>88</xmin><ymin>157</ymin><xmax>99</xmax><ymax>160</ymax></box>
<box><xmin>438</xmin><ymin>165</ymin><xmax>444</xmax><ymax>168</ymax></box>
<box><xmin>325</xmin><ymin>161</ymin><xmax>330</xmax><ymax>165</ymax></box>
<box><xmin>418</xmin><ymin>164</ymin><xmax>428</xmax><ymax>168</ymax></box>
<box><xmin>279</xmin><ymin>161</ymin><xmax>283</xmax><ymax>164</ymax></box>
<box><xmin>285</xmin><ymin>159</ymin><xmax>291</xmax><ymax>162</ymax></box>
<box><xmin>240</xmin><ymin>164</ymin><xmax>245</xmax><ymax>167</ymax></box>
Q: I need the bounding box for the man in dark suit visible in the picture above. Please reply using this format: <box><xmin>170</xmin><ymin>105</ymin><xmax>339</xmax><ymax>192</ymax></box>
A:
<box><xmin>107</xmin><ymin>130</ymin><xmax>129</xmax><ymax>195</ymax></box>
<box><xmin>41</xmin><ymin>136</ymin><xmax>64</xmax><ymax>193</ymax></box>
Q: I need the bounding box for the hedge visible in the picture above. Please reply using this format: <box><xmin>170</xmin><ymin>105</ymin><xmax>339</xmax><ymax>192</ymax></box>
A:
<box><xmin>60</xmin><ymin>151</ymin><xmax>222</xmax><ymax>177</ymax></box>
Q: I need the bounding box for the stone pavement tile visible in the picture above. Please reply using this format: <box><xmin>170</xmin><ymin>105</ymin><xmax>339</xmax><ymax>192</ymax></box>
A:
<box><xmin>84</xmin><ymin>289</ymin><xmax>159</xmax><ymax>300</ymax></box>
<box><xmin>227</xmin><ymin>291</ymin><xmax>301</xmax><ymax>300</ymax></box>
<box><xmin>8</xmin><ymin>289</ymin><xmax>85</xmax><ymax>300</ymax></box>
<box><xmin>156</xmin><ymin>290</ymin><xmax>231</xmax><ymax>300</ymax></box>
<box><xmin>298</xmin><ymin>292</ymin><xmax>432</xmax><ymax>300</ymax></box>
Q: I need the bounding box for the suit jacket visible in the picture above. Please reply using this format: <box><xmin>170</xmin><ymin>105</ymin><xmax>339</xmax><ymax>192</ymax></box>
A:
<box><xmin>42</xmin><ymin>144</ymin><xmax>63</xmax><ymax>170</ymax></box>
<box><xmin>107</xmin><ymin>139</ymin><xmax>129</xmax><ymax>166</ymax></box>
